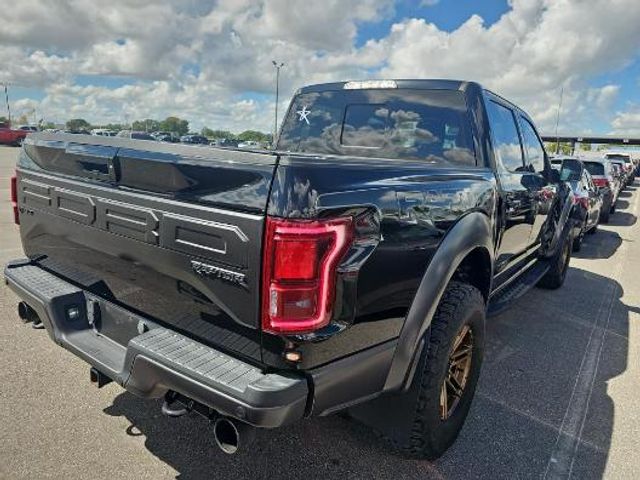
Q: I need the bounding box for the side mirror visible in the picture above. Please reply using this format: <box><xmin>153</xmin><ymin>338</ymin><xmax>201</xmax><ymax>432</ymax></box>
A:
<box><xmin>548</xmin><ymin>168</ymin><xmax>561</xmax><ymax>184</ymax></box>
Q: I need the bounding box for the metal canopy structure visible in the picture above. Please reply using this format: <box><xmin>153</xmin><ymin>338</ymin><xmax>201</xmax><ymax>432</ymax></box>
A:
<box><xmin>540</xmin><ymin>134</ymin><xmax>640</xmax><ymax>155</ymax></box>
<box><xmin>541</xmin><ymin>134</ymin><xmax>640</xmax><ymax>146</ymax></box>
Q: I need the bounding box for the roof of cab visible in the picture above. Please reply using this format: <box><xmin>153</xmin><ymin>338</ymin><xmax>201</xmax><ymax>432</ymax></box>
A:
<box><xmin>296</xmin><ymin>79</ymin><xmax>478</xmax><ymax>94</ymax></box>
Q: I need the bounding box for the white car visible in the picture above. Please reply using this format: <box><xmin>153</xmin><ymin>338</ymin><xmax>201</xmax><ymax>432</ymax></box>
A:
<box><xmin>90</xmin><ymin>129</ymin><xmax>117</xmax><ymax>136</ymax></box>
<box><xmin>238</xmin><ymin>140</ymin><xmax>260</xmax><ymax>149</ymax></box>
<box><xmin>17</xmin><ymin>125</ymin><xmax>39</xmax><ymax>132</ymax></box>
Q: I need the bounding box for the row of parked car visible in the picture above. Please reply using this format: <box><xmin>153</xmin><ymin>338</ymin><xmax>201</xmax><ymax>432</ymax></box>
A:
<box><xmin>92</xmin><ymin>129</ymin><xmax>263</xmax><ymax>149</ymax></box>
<box><xmin>551</xmin><ymin>152</ymin><xmax>638</xmax><ymax>251</ymax></box>
<box><xmin>2</xmin><ymin>127</ymin><xmax>267</xmax><ymax>150</ymax></box>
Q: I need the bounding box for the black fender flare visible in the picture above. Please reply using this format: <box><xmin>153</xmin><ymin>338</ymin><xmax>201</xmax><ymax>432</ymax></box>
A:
<box><xmin>542</xmin><ymin>183</ymin><xmax>575</xmax><ymax>258</ymax></box>
<box><xmin>383</xmin><ymin>211</ymin><xmax>494</xmax><ymax>392</ymax></box>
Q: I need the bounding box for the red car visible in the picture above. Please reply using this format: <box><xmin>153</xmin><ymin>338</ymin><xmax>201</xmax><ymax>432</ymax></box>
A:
<box><xmin>0</xmin><ymin>127</ymin><xmax>29</xmax><ymax>146</ymax></box>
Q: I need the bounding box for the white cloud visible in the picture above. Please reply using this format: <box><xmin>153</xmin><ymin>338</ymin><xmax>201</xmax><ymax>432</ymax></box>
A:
<box><xmin>1</xmin><ymin>0</ymin><xmax>639</xmax><ymax>134</ymax></box>
<box><xmin>363</xmin><ymin>0</ymin><xmax>640</xmax><ymax>132</ymax></box>
<box><xmin>610</xmin><ymin>108</ymin><xmax>640</xmax><ymax>135</ymax></box>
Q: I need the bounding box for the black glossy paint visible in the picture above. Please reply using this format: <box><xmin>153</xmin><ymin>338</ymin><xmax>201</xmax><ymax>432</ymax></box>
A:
<box><xmin>262</xmin><ymin>157</ymin><xmax>496</xmax><ymax>369</ymax></box>
<box><xmin>16</xmin><ymin>138</ymin><xmax>274</xmax><ymax>366</ymax></box>
<box><xmin>14</xmin><ymin>81</ymin><xmax>568</xmax><ymax>404</ymax></box>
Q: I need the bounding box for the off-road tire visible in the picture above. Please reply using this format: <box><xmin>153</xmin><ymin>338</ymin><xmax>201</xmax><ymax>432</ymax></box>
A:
<box><xmin>391</xmin><ymin>282</ymin><xmax>485</xmax><ymax>460</ymax></box>
<box><xmin>600</xmin><ymin>207</ymin><xmax>610</xmax><ymax>223</ymax></box>
<box><xmin>537</xmin><ymin>227</ymin><xmax>571</xmax><ymax>289</ymax></box>
<box><xmin>587</xmin><ymin>222</ymin><xmax>597</xmax><ymax>234</ymax></box>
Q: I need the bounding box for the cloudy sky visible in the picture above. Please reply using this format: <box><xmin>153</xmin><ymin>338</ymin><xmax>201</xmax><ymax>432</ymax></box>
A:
<box><xmin>2</xmin><ymin>0</ymin><xmax>640</xmax><ymax>135</ymax></box>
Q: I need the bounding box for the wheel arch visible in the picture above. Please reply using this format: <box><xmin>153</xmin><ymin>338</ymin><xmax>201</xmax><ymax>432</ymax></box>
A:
<box><xmin>383</xmin><ymin>211</ymin><xmax>494</xmax><ymax>392</ymax></box>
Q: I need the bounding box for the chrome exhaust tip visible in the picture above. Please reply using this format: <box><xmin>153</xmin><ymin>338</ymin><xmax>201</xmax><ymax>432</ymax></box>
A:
<box><xmin>18</xmin><ymin>302</ymin><xmax>37</xmax><ymax>323</ymax></box>
<box><xmin>213</xmin><ymin>417</ymin><xmax>255</xmax><ymax>455</ymax></box>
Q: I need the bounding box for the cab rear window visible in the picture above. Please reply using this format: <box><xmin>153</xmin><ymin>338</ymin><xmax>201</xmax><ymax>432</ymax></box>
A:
<box><xmin>583</xmin><ymin>162</ymin><xmax>605</xmax><ymax>176</ymax></box>
<box><xmin>277</xmin><ymin>89</ymin><xmax>476</xmax><ymax>166</ymax></box>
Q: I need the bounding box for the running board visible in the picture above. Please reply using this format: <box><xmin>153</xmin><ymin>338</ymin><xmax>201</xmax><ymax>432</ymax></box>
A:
<box><xmin>487</xmin><ymin>260</ymin><xmax>550</xmax><ymax>317</ymax></box>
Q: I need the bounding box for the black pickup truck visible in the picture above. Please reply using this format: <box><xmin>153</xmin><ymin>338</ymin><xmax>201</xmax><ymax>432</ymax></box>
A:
<box><xmin>5</xmin><ymin>79</ymin><xmax>573</xmax><ymax>459</ymax></box>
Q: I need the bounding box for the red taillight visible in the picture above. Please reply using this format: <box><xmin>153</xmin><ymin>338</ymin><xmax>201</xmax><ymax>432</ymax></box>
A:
<box><xmin>592</xmin><ymin>178</ymin><xmax>609</xmax><ymax>189</ymax></box>
<box><xmin>574</xmin><ymin>196</ymin><xmax>589</xmax><ymax>209</ymax></box>
<box><xmin>10</xmin><ymin>173</ymin><xmax>19</xmax><ymax>225</ymax></box>
<box><xmin>262</xmin><ymin>217</ymin><xmax>353</xmax><ymax>334</ymax></box>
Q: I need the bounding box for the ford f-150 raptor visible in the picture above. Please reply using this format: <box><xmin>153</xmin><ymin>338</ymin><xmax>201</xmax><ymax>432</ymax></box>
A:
<box><xmin>4</xmin><ymin>79</ymin><xmax>573</xmax><ymax>459</ymax></box>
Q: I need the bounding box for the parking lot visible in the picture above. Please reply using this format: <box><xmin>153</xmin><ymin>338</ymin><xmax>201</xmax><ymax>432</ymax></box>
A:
<box><xmin>0</xmin><ymin>144</ymin><xmax>638</xmax><ymax>480</ymax></box>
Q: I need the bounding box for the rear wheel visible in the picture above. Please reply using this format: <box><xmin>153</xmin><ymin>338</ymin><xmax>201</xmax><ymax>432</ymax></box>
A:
<box><xmin>389</xmin><ymin>282</ymin><xmax>485</xmax><ymax>459</ymax></box>
<box><xmin>572</xmin><ymin>221</ymin><xmax>585</xmax><ymax>252</ymax></box>
<box><xmin>538</xmin><ymin>228</ymin><xmax>571</xmax><ymax>289</ymax></box>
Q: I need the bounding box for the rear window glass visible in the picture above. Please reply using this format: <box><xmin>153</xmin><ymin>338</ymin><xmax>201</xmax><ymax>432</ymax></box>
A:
<box><xmin>277</xmin><ymin>89</ymin><xmax>476</xmax><ymax>165</ymax></box>
<box><xmin>583</xmin><ymin>162</ymin><xmax>604</xmax><ymax>176</ymax></box>
<box><xmin>559</xmin><ymin>159</ymin><xmax>582</xmax><ymax>181</ymax></box>
<box><xmin>606</xmin><ymin>154</ymin><xmax>631</xmax><ymax>163</ymax></box>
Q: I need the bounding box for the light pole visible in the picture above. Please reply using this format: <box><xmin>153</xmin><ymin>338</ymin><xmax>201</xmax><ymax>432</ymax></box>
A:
<box><xmin>272</xmin><ymin>61</ymin><xmax>284</xmax><ymax>145</ymax></box>
<box><xmin>2</xmin><ymin>82</ymin><xmax>11</xmax><ymax>127</ymax></box>
<box><xmin>554</xmin><ymin>85</ymin><xmax>564</xmax><ymax>154</ymax></box>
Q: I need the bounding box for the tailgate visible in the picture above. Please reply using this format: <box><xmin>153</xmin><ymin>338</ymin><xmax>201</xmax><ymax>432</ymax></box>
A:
<box><xmin>16</xmin><ymin>133</ymin><xmax>277</xmax><ymax>365</ymax></box>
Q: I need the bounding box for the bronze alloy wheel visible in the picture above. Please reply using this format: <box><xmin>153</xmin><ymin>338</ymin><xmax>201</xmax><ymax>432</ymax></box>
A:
<box><xmin>440</xmin><ymin>324</ymin><xmax>474</xmax><ymax>420</ymax></box>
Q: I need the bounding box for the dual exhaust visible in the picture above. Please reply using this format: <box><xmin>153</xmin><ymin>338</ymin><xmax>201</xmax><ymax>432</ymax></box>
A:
<box><xmin>161</xmin><ymin>391</ymin><xmax>255</xmax><ymax>455</ymax></box>
<box><xmin>18</xmin><ymin>301</ymin><xmax>254</xmax><ymax>456</ymax></box>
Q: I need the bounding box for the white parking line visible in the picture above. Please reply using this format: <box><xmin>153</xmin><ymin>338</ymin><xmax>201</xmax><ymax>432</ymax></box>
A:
<box><xmin>544</xmin><ymin>185</ymin><xmax>639</xmax><ymax>479</ymax></box>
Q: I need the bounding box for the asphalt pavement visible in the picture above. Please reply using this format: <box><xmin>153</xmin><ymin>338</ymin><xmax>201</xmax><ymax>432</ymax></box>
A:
<box><xmin>1</xmin><ymin>145</ymin><xmax>638</xmax><ymax>479</ymax></box>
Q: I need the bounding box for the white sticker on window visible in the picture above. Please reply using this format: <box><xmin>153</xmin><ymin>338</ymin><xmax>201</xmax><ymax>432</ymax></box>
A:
<box><xmin>296</xmin><ymin>105</ymin><xmax>311</xmax><ymax>125</ymax></box>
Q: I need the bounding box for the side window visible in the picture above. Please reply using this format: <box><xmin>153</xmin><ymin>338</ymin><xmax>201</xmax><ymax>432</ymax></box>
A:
<box><xmin>519</xmin><ymin>117</ymin><xmax>546</xmax><ymax>174</ymax></box>
<box><xmin>486</xmin><ymin>100</ymin><xmax>524</xmax><ymax>172</ymax></box>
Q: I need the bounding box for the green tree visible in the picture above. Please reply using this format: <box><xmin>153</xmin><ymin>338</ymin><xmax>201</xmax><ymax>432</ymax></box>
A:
<box><xmin>132</xmin><ymin>118</ymin><xmax>160</xmax><ymax>132</ymax></box>
<box><xmin>237</xmin><ymin>130</ymin><xmax>271</xmax><ymax>142</ymax></box>
<box><xmin>159</xmin><ymin>116</ymin><xmax>189</xmax><ymax>136</ymax></box>
<box><xmin>0</xmin><ymin>116</ymin><xmax>7</xmax><ymax>127</ymax></box>
<box><xmin>41</xmin><ymin>121</ymin><xmax>57</xmax><ymax>130</ymax></box>
<box><xmin>66</xmin><ymin>118</ymin><xmax>92</xmax><ymax>132</ymax></box>
<box><xmin>202</xmin><ymin>128</ymin><xmax>236</xmax><ymax>139</ymax></box>
<box><xmin>580</xmin><ymin>143</ymin><xmax>592</xmax><ymax>151</ymax></box>
<box><xmin>544</xmin><ymin>142</ymin><xmax>572</xmax><ymax>155</ymax></box>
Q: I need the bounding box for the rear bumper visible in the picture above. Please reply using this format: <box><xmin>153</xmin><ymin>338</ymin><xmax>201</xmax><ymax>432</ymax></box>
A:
<box><xmin>3</xmin><ymin>260</ymin><xmax>308</xmax><ymax>428</ymax></box>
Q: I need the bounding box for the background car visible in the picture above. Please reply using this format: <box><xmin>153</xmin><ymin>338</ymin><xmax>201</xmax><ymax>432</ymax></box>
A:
<box><xmin>17</xmin><ymin>125</ymin><xmax>39</xmax><ymax>132</ymax></box>
<box><xmin>0</xmin><ymin>126</ymin><xmax>29</xmax><ymax>146</ymax></box>
<box><xmin>559</xmin><ymin>158</ymin><xmax>602</xmax><ymax>250</ymax></box>
<box><xmin>180</xmin><ymin>134</ymin><xmax>209</xmax><ymax>144</ymax></box>
<box><xmin>116</xmin><ymin>130</ymin><xmax>156</xmax><ymax>140</ymax></box>
<box><xmin>605</xmin><ymin>153</ymin><xmax>635</xmax><ymax>185</ymax></box>
<box><xmin>237</xmin><ymin>140</ymin><xmax>260</xmax><ymax>149</ymax></box>
<box><xmin>210</xmin><ymin>138</ymin><xmax>239</xmax><ymax>148</ymax></box>
<box><xmin>90</xmin><ymin>128</ymin><xmax>117</xmax><ymax>136</ymax></box>
<box><xmin>608</xmin><ymin>158</ymin><xmax>630</xmax><ymax>188</ymax></box>
<box><xmin>151</xmin><ymin>131</ymin><xmax>179</xmax><ymax>143</ymax></box>
<box><xmin>550</xmin><ymin>155</ymin><xmax>566</xmax><ymax>170</ymax></box>
<box><xmin>583</xmin><ymin>158</ymin><xmax>618</xmax><ymax>222</ymax></box>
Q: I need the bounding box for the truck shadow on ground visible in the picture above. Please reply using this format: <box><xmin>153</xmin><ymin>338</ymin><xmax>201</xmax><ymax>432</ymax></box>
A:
<box><xmin>604</xmin><ymin>211</ymin><xmax>637</xmax><ymax>227</ymax></box>
<box><xmin>104</xmin><ymin>264</ymin><xmax>632</xmax><ymax>479</ymax></box>
<box><xmin>573</xmin><ymin>230</ymin><xmax>623</xmax><ymax>259</ymax></box>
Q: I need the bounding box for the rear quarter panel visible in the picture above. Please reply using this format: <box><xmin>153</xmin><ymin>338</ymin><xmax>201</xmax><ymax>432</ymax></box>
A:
<box><xmin>263</xmin><ymin>155</ymin><xmax>497</xmax><ymax>369</ymax></box>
